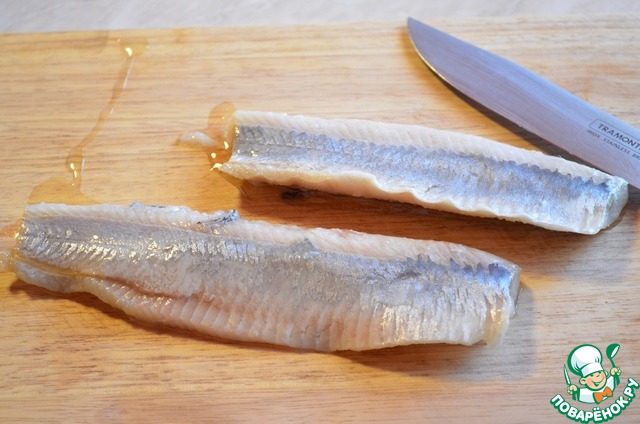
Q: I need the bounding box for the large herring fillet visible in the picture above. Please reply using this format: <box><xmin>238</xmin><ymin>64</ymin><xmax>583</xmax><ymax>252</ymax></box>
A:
<box><xmin>220</xmin><ymin>111</ymin><xmax>629</xmax><ymax>234</ymax></box>
<box><xmin>12</xmin><ymin>203</ymin><xmax>519</xmax><ymax>351</ymax></box>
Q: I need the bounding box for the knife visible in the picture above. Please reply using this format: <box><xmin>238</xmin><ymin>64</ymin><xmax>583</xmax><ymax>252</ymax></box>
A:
<box><xmin>407</xmin><ymin>17</ymin><xmax>640</xmax><ymax>189</ymax></box>
<box><xmin>564</xmin><ymin>365</ymin><xmax>578</xmax><ymax>401</ymax></box>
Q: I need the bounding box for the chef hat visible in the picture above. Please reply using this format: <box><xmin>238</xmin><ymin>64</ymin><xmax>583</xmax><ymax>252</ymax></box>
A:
<box><xmin>568</xmin><ymin>344</ymin><xmax>604</xmax><ymax>378</ymax></box>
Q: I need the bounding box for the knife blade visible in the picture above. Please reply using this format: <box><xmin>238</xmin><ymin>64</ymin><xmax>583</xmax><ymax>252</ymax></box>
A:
<box><xmin>563</xmin><ymin>365</ymin><xmax>572</xmax><ymax>386</ymax></box>
<box><xmin>407</xmin><ymin>17</ymin><xmax>640</xmax><ymax>188</ymax></box>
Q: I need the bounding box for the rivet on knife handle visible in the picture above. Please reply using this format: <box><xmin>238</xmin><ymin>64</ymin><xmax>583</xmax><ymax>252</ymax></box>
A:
<box><xmin>407</xmin><ymin>17</ymin><xmax>640</xmax><ymax>189</ymax></box>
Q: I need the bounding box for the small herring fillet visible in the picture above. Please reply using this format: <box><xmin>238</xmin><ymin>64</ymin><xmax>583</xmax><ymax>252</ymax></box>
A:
<box><xmin>220</xmin><ymin>111</ymin><xmax>628</xmax><ymax>234</ymax></box>
<box><xmin>12</xmin><ymin>203</ymin><xmax>519</xmax><ymax>351</ymax></box>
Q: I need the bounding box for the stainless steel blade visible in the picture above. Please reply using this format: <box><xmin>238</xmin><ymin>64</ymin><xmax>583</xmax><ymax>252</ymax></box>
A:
<box><xmin>563</xmin><ymin>365</ymin><xmax>572</xmax><ymax>386</ymax></box>
<box><xmin>407</xmin><ymin>17</ymin><xmax>640</xmax><ymax>188</ymax></box>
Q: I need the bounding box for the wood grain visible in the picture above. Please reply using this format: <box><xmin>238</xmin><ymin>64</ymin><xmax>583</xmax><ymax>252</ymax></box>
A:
<box><xmin>1</xmin><ymin>16</ymin><xmax>639</xmax><ymax>423</ymax></box>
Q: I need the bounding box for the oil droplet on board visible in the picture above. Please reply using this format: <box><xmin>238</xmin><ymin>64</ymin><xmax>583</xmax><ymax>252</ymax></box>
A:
<box><xmin>64</xmin><ymin>37</ymin><xmax>148</xmax><ymax>188</ymax></box>
<box><xmin>0</xmin><ymin>230</ymin><xmax>16</xmax><ymax>271</ymax></box>
<box><xmin>178</xmin><ymin>102</ymin><xmax>236</xmax><ymax>170</ymax></box>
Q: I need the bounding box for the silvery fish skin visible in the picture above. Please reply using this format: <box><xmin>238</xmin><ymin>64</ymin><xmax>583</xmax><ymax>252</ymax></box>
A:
<box><xmin>12</xmin><ymin>203</ymin><xmax>520</xmax><ymax>351</ymax></box>
<box><xmin>220</xmin><ymin>111</ymin><xmax>628</xmax><ymax>234</ymax></box>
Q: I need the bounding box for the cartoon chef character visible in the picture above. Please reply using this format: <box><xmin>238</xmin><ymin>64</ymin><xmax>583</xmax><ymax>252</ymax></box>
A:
<box><xmin>567</xmin><ymin>344</ymin><xmax>621</xmax><ymax>404</ymax></box>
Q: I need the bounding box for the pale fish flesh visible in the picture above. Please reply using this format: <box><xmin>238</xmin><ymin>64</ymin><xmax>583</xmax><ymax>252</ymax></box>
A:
<box><xmin>219</xmin><ymin>111</ymin><xmax>628</xmax><ymax>234</ymax></box>
<box><xmin>11</xmin><ymin>203</ymin><xmax>520</xmax><ymax>351</ymax></box>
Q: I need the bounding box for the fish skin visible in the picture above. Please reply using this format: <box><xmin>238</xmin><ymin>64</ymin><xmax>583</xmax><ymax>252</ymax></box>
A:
<box><xmin>220</xmin><ymin>111</ymin><xmax>628</xmax><ymax>234</ymax></box>
<box><xmin>12</xmin><ymin>203</ymin><xmax>519</xmax><ymax>351</ymax></box>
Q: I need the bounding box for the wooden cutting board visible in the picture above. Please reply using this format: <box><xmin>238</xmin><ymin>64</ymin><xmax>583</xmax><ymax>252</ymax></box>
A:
<box><xmin>1</xmin><ymin>15</ymin><xmax>639</xmax><ymax>423</ymax></box>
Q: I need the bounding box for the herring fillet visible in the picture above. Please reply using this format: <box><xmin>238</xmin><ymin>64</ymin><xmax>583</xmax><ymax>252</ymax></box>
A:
<box><xmin>11</xmin><ymin>203</ymin><xmax>519</xmax><ymax>351</ymax></box>
<box><xmin>220</xmin><ymin>111</ymin><xmax>629</xmax><ymax>234</ymax></box>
